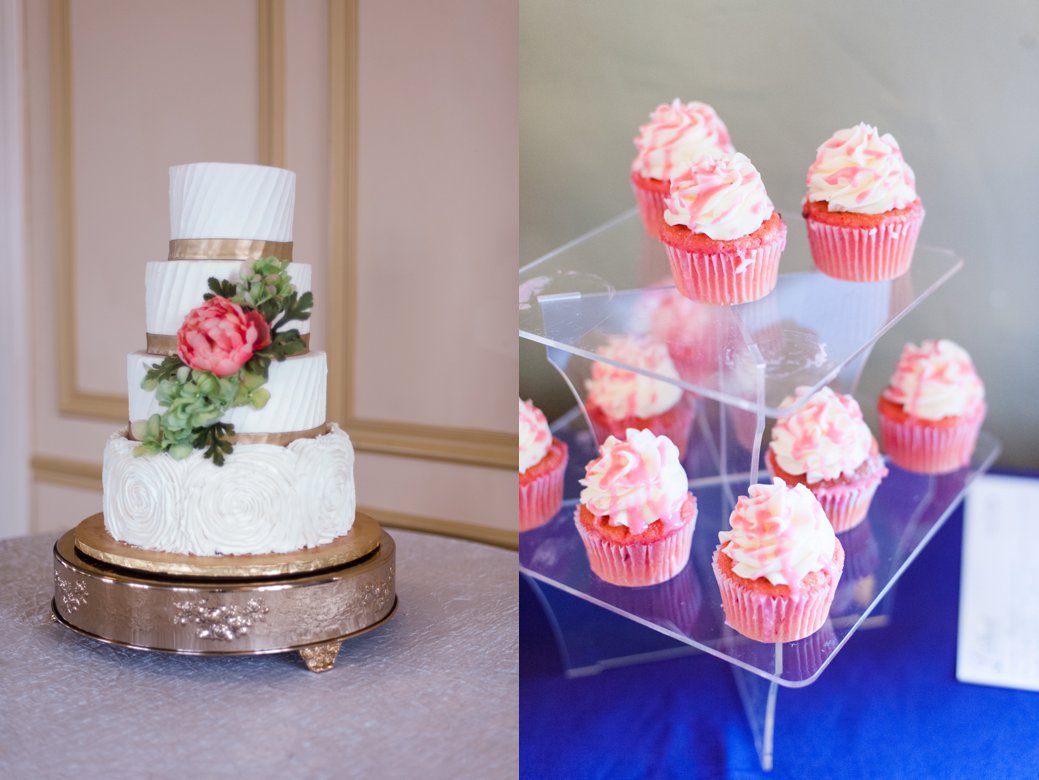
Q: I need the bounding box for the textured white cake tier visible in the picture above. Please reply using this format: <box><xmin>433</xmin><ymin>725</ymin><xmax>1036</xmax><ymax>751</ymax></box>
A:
<box><xmin>169</xmin><ymin>163</ymin><xmax>295</xmax><ymax>242</ymax></box>
<box><xmin>103</xmin><ymin>424</ymin><xmax>356</xmax><ymax>555</ymax></box>
<box><xmin>128</xmin><ymin>351</ymin><xmax>327</xmax><ymax>433</ymax></box>
<box><xmin>145</xmin><ymin>260</ymin><xmax>312</xmax><ymax>336</ymax></box>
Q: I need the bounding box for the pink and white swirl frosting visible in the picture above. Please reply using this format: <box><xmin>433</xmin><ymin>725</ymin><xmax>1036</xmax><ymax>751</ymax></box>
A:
<box><xmin>882</xmin><ymin>339</ymin><xmax>985</xmax><ymax>420</ymax></box>
<box><xmin>579</xmin><ymin>428</ymin><xmax>689</xmax><ymax>534</ymax></box>
<box><xmin>519</xmin><ymin>398</ymin><xmax>553</xmax><ymax>474</ymax></box>
<box><xmin>719</xmin><ymin>479</ymin><xmax>836</xmax><ymax>588</ymax></box>
<box><xmin>631</xmin><ymin>99</ymin><xmax>734</xmax><ymax>181</ymax></box>
<box><xmin>806</xmin><ymin>123</ymin><xmax>918</xmax><ymax>214</ymax></box>
<box><xmin>585</xmin><ymin>335</ymin><xmax>683</xmax><ymax>420</ymax></box>
<box><xmin>770</xmin><ymin>386</ymin><xmax>873</xmax><ymax>483</ymax></box>
<box><xmin>663</xmin><ymin>153</ymin><xmax>775</xmax><ymax>240</ymax></box>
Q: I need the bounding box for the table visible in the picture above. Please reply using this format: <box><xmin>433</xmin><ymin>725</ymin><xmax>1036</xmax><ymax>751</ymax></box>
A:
<box><xmin>520</xmin><ymin>501</ymin><xmax>1039</xmax><ymax>779</ymax></box>
<box><xmin>0</xmin><ymin>530</ymin><xmax>518</xmax><ymax>778</ymax></box>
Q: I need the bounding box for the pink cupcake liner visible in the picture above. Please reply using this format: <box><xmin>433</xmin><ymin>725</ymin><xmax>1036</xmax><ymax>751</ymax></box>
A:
<box><xmin>663</xmin><ymin>228</ymin><xmax>785</xmax><ymax>305</ymax></box>
<box><xmin>575</xmin><ymin>515</ymin><xmax>695</xmax><ymax>587</ymax></box>
<box><xmin>810</xmin><ymin>478</ymin><xmax>882</xmax><ymax>534</ymax></box>
<box><xmin>805</xmin><ymin>209</ymin><xmax>924</xmax><ymax>282</ymax></box>
<box><xmin>712</xmin><ymin>545</ymin><xmax>843</xmax><ymax>643</ymax></box>
<box><xmin>879</xmin><ymin>404</ymin><xmax>986</xmax><ymax>474</ymax></box>
<box><xmin>518</xmin><ymin>452</ymin><xmax>567</xmax><ymax>533</ymax></box>
<box><xmin>633</xmin><ymin>183</ymin><xmax>668</xmax><ymax>239</ymax></box>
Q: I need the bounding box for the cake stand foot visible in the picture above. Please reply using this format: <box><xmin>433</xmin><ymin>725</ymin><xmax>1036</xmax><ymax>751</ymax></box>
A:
<box><xmin>299</xmin><ymin>640</ymin><xmax>343</xmax><ymax>672</ymax></box>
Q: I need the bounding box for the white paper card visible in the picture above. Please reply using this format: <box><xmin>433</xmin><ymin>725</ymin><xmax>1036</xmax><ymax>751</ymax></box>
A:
<box><xmin>957</xmin><ymin>474</ymin><xmax>1039</xmax><ymax>692</ymax></box>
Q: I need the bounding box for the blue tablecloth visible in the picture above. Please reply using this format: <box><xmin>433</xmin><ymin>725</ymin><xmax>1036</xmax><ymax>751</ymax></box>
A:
<box><xmin>520</xmin><ymin>502</ymin><xmax>1039</xmax><ymax>779</ymax></box>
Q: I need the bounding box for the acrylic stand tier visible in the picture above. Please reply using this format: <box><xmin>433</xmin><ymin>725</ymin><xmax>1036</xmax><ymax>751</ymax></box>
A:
<box><xmin>519</xmin><ymin>209</ymin><xmax>1001</xmax><ymax>771</ymax></box>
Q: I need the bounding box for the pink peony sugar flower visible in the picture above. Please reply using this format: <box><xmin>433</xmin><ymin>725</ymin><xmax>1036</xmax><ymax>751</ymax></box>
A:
<box><xmin>177</xmin><ymin>297</ymin><xmax>264</xmax><ymax>377</ymax></box>
<box><xmin>244</xmin><ymin>309</ymin><xmax>272</xmax><ymax>351</ymax></box>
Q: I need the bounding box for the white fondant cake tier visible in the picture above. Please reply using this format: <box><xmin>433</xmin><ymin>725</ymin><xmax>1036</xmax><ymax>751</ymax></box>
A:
<box><xmin>169</xmin><ymin>163</ymin><xmax>295</xmax><ymax>242</ymax></box>
<box><xmin>103</xmin><ymin>424</ymin><xmax>356</xmax><ymax>555</ymax></box>
<box><xmin>128</xmin><ymin>350</ymin><xmax>327</xmax><ymax>433</ymax></box>
<box><xmin>145</xmin><ymin>260</ymin><xmax>312</xmax><ymax>336</ymax></box>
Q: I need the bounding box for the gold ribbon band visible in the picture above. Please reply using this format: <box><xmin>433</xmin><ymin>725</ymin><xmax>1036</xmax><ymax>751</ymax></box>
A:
<box><xmin>145</xmin><ymin>332</ymin><xmax>310</xmax><ymax>357</ymax></box>
<box><xmin>127</xmin><ymin>422</ymin><xmax>330</xmax><ymax>447</ymax></box>
<box><xmin>168</xmin><ymin>238</ymin><xmax>293</xmax><ymax>262</ymax></box>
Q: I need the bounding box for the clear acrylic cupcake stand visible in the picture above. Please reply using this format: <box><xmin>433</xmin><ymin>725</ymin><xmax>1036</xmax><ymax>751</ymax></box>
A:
<box><xmin>519</xmin><ymin>209</ymin><xmax>1001</xmax><ymax>771</ymax></box>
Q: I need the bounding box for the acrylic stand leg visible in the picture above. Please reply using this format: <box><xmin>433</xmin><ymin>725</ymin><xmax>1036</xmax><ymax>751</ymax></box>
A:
<box><xmin>299</xmin><ymin>640</ymin><xmax>343</xmax><ymax>673</ymax></box>
<box><xmin>731</xmin><ymin>648</ymin><xmax>781</xmax><ymax>772</ymax></box>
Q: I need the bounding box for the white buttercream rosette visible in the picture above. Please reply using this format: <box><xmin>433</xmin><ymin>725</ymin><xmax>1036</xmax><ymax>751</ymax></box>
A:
<box><xmin>102</xmin><ymin>425</ymin><xmax>356</xmax><ymax>555</ymax></box>
<box><xmin>103</xmin><ymin>433</ymin><xmax>186</xmax><ymax>552</ymax></box>
<box><xmin>185</xmin><ymin>445</ymin><xmax>295</xmax><ymax>554</ymax></box>
<box><xmin>294</xmin><ymin>428</ymin><xmax>357</xmax><ymax>542</ymax></box>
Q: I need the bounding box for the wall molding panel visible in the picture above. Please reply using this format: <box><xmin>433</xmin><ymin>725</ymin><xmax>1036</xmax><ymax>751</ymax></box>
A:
<box><xmin>326</xmin><ymin>0</ymin><xmax>516</xmax><ymax>471</ymax></box>
<box><xmin>258</xmin><ymin>0</ymin><xmax>286</xmax><ymax>167</ymax></box>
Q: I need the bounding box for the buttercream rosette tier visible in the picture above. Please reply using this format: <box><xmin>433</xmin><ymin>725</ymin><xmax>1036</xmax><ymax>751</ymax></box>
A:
<box><xmin>101</xmin><ymin>163</ymin><xmax>357</xmax><ymax>556</ymax></box>
<box><xmin>713</xmin><ymin>479</ymin><xmax>844</xmax><ymax>643</ymax></box>
<box><xmin>659</xmin><ymin>152</ymin><xmax>786</xmax><ymax>305</ymax></box>
<box><xmin>574</xmin><ymin>429</ymin><xmax>697</xmax><ymax>587</ymax></box>
<box><xmin>519</xmin><ymin>398</ymin><xmax>568</xmax><ymax>532</ymax></box>
<box><xmin>630</xmin><ymin>99</ymin><xmax>735</xmax><ymax>239</ymax></box>
<box><xmin>766</xmin><ymin>386</ymin><xmax>888</xmax><ymax>533</ymax></box>
<box><xmin>802</xmin><ymin>123</ymin><xmax>924</xmax><ymax>281</ymax></box>
<box><xmin>877</xmin><ymin>339</ymin><xmax>986</xmax><ymax>474</ymax></box>
<box><xmin>584</xmin><ymin>335</ymin><xmax>695</xmax><ymax>459</ymax></box>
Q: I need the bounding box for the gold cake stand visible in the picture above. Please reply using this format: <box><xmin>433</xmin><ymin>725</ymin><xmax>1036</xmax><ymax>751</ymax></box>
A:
<box><xmin>52</xmin><ymin>512</ymin><xmax>397</xmax><ymax>673</ymax></box>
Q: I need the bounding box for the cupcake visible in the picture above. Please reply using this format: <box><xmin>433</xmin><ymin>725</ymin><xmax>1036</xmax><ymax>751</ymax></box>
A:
<box><xmin>713</xmin><ymin>479</ymin><xmax>844</xmax><ymax>643</ymax></box>
<box><xmin>639</xmin><ymin>286</ymin><xmax>722</xmax><ymax>385</ymax></box>
<box><xmin>803</xmin><ymin>123</ymin><xmax>924</xmax><ymax>281</ymax></box>
<box><xmin>766</xmin><ymin>386</ymin><xmax>888</xmax><ymax>533</ymax></box>
<box><xmin>575</xmin><ymin>429</ymin><xmax>697</xmax><ymax>587</ymax></box>
<box><xmin>518</xmin><ymin>398</ymin><xmax>569</xmax><ymax>532</ymax></box>
<box><xmin>631</xmin><ymin>99</ymin><xmax>734</xmax><ymax>239</ymax></box>
<box><xmin>658</xmin><ymin>153</ymin><xmax>786</xmax><ymax>305</ymax></box>
<box><xmin>584</xmin><ymin>335</ymin><xmax>695</xmax><ymax>459</ymax></box>
<box><xmin>877</xmin><ymin>339</ymin><xmax>986</xmax><ymax>473</ymax></box>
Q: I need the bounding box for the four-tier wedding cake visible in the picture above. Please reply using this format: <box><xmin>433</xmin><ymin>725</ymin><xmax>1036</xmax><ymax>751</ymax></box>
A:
<box><xmin>101</xmin><ymin>163</ymin><xmax>357</xmax><ymax>556</ymax></box>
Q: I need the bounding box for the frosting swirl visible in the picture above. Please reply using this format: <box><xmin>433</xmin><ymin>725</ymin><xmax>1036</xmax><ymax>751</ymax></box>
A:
<box><xmin>585</xmin><ymin>335</ymin><xmax>683</xmax><ymax>420</ymax></box>
<box><xmin>770</xmin><ymin>387</ymin><xmax>874</xmax><ymax>483</ymax></box>
<box><xmin>663</xmin><ymin>153</ymin><xmax>775</xmax><ymax>240</ymax></box>
<box><xmin>519</xmin><ymin>398</ymin><xmax>552</xmax><ymax>473</ymax></box>
<box><xmin>579</xmin><ymin>428</ymin><xmax>689</xmax><ymax>534</ymax></box>
<box><xmin>719</xmin><ymin>479</ymin><xmax>836</xmax><ymax>588</ymax></box>
<box><xmin>882</xmin><ymin>339</ymin><xmax>985</xmax><ymax>420</ymax></box>
<box><xmin>806</xmin><ymin>123</ymin><xmax>918</xmax><ymax>214</ymax></box>
<box><xmin>631</xmin><ymin>99</ymin><xmax>734</xmax><ymax>181</ymax></box>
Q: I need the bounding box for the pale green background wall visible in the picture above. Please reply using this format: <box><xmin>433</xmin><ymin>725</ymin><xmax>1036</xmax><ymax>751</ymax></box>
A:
<box><xmin>520</xmin><ymin>0</ymin><xmax>1039</xmax><ymax>468</ymax></box>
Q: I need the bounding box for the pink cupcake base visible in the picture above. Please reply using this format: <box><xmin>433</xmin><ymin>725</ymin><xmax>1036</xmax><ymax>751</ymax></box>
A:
<box><xmin>810</xmin><ymin>479</ymin><xmax>883</xmax><ymax>534</ymax></box>
<box><xmin>586</xmin><ymin>396</ymin><xmax>696</xmax><ymax>462</ymax></box>
<box><xmin>632</xmin><ymin>182</ymin><xmax>668</xmax><ymax>239</ymax></box>
<box><xmin>879</xmin><ymin>404</ymin><xmax>986</xmax><ymax>474</ymax></box>
<box><xmin>805</xmin><ymin>207</ymin><xmax>924</xmax><ymax>282</ymax></box>
<box><xmin>518</xmin><ymin>440</ymin><xmax>568</xmax><ymax>532</ymax></box>
<box><xmin>712</xmin><ymin>543</ymin><xmax>844</xmax><ymax>643</ymax></box>
<box><xmin>663</xmin><ymin>230</ymin><xmax>784</xmax><ymax>305</ymax></box>
<box><xmin>575</xmin><ymin>498</ymin><xmax>697</xmax><ymax>587</ymax></box>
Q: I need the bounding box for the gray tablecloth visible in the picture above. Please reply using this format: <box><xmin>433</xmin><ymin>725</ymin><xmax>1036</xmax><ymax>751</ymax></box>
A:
<box><xmin>0</xmin><ymin>530</ymin><xmax>517</xmax><ymax>779</ymax></box>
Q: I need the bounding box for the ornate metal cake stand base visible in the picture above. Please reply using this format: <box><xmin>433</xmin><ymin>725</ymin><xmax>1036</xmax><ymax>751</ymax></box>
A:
<box><xmin>52</xmin><ymin>514</ymin><xmax>397</xmax><ymax>673</ymax></box>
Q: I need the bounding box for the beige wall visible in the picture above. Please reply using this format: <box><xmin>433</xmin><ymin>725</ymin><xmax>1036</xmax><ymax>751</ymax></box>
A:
<box><xmin>22</xmin><ymin>0</ymin><xmax>517</xmax><ymax>546</ymax></box>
